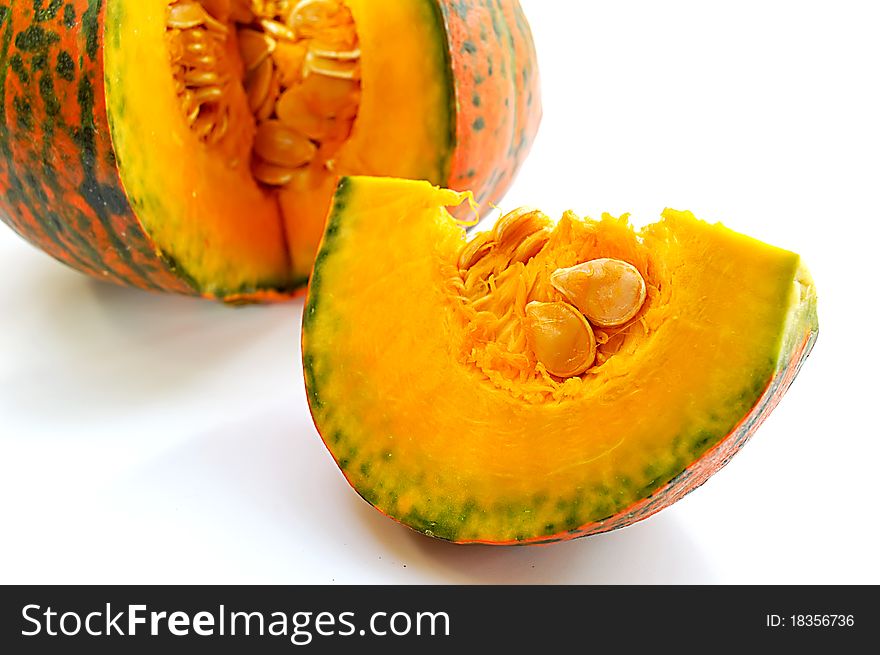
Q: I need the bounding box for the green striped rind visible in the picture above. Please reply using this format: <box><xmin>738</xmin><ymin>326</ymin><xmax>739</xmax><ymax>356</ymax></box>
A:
<box><xmin>302</xmin><ymin>178</ymin><xmax>352</xmax><ymax>346</ymax></box>
<box><xmin>308</xmin><ymin>348</ymin><xmax>777</xmax><ymax>543</ymax></box>
<box><xmin>0</xmin><ymin>0</ymin><xmax>192</xmax><ymax>293</ymax></box>
<box><xmin>303</xmin><ymin>179</ymin><xmax>817</xmax><ymax>544</ymax></box>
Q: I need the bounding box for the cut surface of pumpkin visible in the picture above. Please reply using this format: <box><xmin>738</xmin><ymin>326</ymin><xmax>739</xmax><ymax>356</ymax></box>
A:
<box><xmin>107</xmin><ymin>0</ymin><xmax>539</xmax><ymax>293</ymax></box>
<box><xmin>0</xmin><ymin>1</ymin><xmax>540</xmax><ymax>300</ymax></box>
<box><xmin>302</xmin><ymin>177</ymin><xmax>819</xmax><ymax>544</ymax></box>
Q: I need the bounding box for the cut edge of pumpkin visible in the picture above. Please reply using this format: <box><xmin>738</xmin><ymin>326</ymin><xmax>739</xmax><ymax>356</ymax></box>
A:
<box><xmin>303</xmin><ymin>176</ymin><xmax>819</xmax><ymax>545</ymax></box>
<box><xmin>103</xmin><ymin>0</ymin><xmax>458</xmax><ymax>299</ymax></box>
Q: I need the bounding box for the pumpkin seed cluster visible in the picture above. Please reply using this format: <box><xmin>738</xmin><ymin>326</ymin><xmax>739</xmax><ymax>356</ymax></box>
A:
<box><xmin>457</xmin><ymin>209</ymin><xmax>648</xmax><ymax>382</ymax></box>
<box><xmin>166</xmin><ymin>0</ymin><xmax>361</xmax><ymax>188</ymax></box>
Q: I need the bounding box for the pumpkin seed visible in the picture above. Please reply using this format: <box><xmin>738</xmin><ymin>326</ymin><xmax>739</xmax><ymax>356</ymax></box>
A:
<box><xmin>185</xmin><ymin>99</ymin><xmax>201</xmax><ymax>125</ymax></box>
<box><xmin>184</xmin><ymin>26</ymin><xmax>206</xmax><ymax>42</ymax></box>
<box><xmin>193</xmin><ymin>54</ymin><xmax>218</xmax><ymax>68</ymax></box>
<box><xmin>184</xmin><ymin>70</ymin><xmax>222</xmax><ymax>86</ymax></box>
<box><xmin>193</xmin><ymin>112</ymin><xmax>219</xmax><ymax>140</ymax></box>
<box><xmin>261</xmin><ymin>18</ymin><xmax>297</xmax><ymax>41</ymax></box>
<box><xmin>493</xmin><ymin>207</ymin><xmax>549</xmax><ymax>249</ymax></box>
<box><xmin>256</xmin><ymin>68</ymin><xmax>282</xmax><ymax>121</ymax></box>
<box><xmin>252</xmin><ymin>160</ymin><xmax>297</xmax><ymax>186</ymax></box>
<box><xmin>208</xmin><ymin>109</ymin><xmax>230</xmax><ymax>143</ymax></box>
<box><xmin>167</xmin><ymin>2</ymin><xmax>210</xmax><ymax>29</ymax></box>
<box><xmin>238</xmin><ymin>29</ymin><xmax>277</xmax><ymax>71</ymax></box>
<box><xmin>303</xmin><ymin>51</ymin><xmax>358</xmax><ymax>79</ymax></box>
<box><xmin>246</xmin><ymin>57</ymin><xmax>274</xmax><ymax>111</ymax></box>
<box><xmin>510</xmin><ymin>227</ymin><xmax>551</xmax><ymax>264</ymax></box>
<box><xmin>550</xmin><ymin>258</ymin><xmax>647</xmax><ymax>328</ymax></box>
<box><xmin>193</xmin><ymin>85</ymin><xmax>225</xmax><ymax>104</ymax></box>
<box><xmin>200</xmin><ymin>0</ymin><xmax>230</xmax><ymax>21</ymax></box>
<box><xmin>458</xmin><ymin>231</ymin><xmax>494</xmax><ymax>270</ymax></box>
<box><xmin>203</xmin><ymin>11</ymin><xmax>229</xmax><ymax>34</ymax></box>
<box><xmin>290</xmin><ymin>0</ymin><xmax>339</xmax><ymax>34</ymax></box>
<box><xmin>276</xmin><ymin>87</ymin><xmax>332</xmax><ymax>139</ymax></box>
<box><xmin>524</xmin><ymin>301</ymin><xmax>597</xmax><ymax>378</ymax></box>
<box><xmin>310</xmin><ymin>44</ymin><xmax>361</xmax><ymax>61</ymax></box>
<box><xmin>254</xmin><ymin>120</ymin><xmax>317</xmax><ymax>168</ymax></box>
<box><xmin>300</xmin><ymin>75</ymin><xmax>359</xmax><ymax>116</ymax></box>
<box><xmin>185</xmin><ymin>40</ymin><xmax>208</xmax><ymax>54</ymax></box>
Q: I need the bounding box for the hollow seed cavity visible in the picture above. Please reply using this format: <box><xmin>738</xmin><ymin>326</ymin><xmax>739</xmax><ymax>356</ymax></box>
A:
<box><xmin>166</xmin><ymin>0</ymin><xmax>361</xmax><ymax>189</ymax></box>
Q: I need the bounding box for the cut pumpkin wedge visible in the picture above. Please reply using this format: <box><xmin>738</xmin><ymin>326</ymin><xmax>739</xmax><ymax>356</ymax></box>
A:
<box><xmin>302</xmin><ymin>176</ymin><xmax>819</xmax><ymax>544</ymax></box>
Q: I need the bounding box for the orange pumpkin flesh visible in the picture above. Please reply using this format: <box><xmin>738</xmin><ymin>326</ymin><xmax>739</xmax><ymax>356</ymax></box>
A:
<box><xmin>0</xmin><ymin>0</ymin><xmax>540</xmax><ymax>299</ymax></box>
<box><xmin>302</xmin><ymin>177</ymin><xmax>819</xmax><ymax>544</ymax></box>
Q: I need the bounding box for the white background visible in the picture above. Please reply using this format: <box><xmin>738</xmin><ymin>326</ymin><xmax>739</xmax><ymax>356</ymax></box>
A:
<box><xmin>1</xmin><ymin>0</ymin><xmax>878</xmax><ymax>584</ymax></box>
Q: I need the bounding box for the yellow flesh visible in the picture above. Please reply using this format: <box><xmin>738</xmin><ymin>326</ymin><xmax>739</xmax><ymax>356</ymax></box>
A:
<box><xmin>282</xmin><ymin>0</ymin><xmax>456</xmax><ymax>275</ymax></box>
<box><xmin>306</xmin><ymin>178</ymin><xmax>807</xmax><ymax>539</ymax></box>
<box><xmin>107</xmin><ymin>0</ymin><xmax>289</xmax><ymax>295</ymax></box>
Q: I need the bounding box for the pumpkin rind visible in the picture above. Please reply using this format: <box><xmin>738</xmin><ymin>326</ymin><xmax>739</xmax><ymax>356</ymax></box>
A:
<box><xmin>302</xmin><ymin>176</ymin><xmax>819</xmax><ymax>544</ymax></box>
<box><xmin>441</xmin><ymin>0</ymin><xmax>541</xmax><ymax>209</ymax></box>
<box><xmin>0</xmin><ymin>0</ymin><xmax>191</xmax><ymax>293</ymax></box>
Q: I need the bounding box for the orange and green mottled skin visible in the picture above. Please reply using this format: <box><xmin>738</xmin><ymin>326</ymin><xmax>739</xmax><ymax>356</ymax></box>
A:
<box><xmin>0</xmin><ymin>0</ymin><xmax>193</xmax><ymax>293</ymax></box>
<box><xmin>441</xmin><ymin>0</ymin><xmax>541</xmax><ymax>209</ymax></box>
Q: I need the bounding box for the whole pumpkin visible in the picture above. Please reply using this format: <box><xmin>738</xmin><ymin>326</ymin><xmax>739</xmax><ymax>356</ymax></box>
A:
<box><xmin>0</xmin><ymin>0</ymin><xmax>540</xmax><ymax>300</ymax></box>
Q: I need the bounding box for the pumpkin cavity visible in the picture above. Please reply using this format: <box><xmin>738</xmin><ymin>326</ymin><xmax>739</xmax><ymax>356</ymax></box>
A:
<box><xmin>166</xmin><ymin>0</ymin><xmax>361</xmax><ymax>190</ymax></box>
<box><xmin>451</xmin><ymin>208</ymin><xmax>660</xmax><ymax>403</ymax></box>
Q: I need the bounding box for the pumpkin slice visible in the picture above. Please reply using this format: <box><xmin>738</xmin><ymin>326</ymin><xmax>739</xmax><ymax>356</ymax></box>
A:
<box><xmin>302</xmin><ymin>177</ymin><xmax>819</xmax><ymax>544</ymax></box>
<box><xmin>0</xmin><ymin>0</ymin><xmax>539</xmax><ymax>300</ymax></box>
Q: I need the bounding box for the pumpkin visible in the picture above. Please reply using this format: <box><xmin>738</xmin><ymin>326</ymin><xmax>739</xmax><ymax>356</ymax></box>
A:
<box><xmin>0</xmin><ymin>0</ymin><xmax>539</xmax><ymax>300</ymax></box>
<box><xmin>302</xmin><ymin>177</ymin><xmax>819</xmax><ymax>544</ymax></box>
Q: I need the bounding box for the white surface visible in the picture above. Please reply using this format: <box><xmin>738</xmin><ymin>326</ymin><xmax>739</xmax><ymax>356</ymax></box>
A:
<box><xmin>1</xmin><ymin>0</ymin><xmax>878</xmax><ymax>584</ymax></box>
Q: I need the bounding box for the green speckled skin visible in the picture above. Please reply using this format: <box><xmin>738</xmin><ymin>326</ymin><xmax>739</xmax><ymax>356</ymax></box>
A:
<box><xmin>440</xmin><ymin>0</ymin><xmax>541</xmax><ymax>209</ymax></box>
<box><xmin>0</xmin><ymin>0</ymin><xmax>192</xmax><ymax>293</ymax></box>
